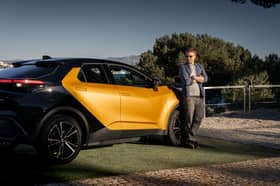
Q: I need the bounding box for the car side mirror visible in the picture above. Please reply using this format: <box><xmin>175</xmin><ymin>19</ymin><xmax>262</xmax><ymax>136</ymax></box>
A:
<box><xmin>152</xmin><ymin>78</ymin><xmax>159</xmax><ymax>91</ymax></box>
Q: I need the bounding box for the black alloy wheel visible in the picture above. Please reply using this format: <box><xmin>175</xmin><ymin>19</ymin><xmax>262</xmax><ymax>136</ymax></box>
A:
<box><xmin>167</xmin><ymin>109</ymin><xmax>182</xmax><ymax>146</ymax></box>
<box><xmin>37</xmin><ymin>115</ymin><xmax>82</xmax><ymax>164</ymax></box>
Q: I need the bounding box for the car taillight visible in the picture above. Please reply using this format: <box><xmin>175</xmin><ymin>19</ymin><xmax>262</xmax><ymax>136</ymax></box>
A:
<box><xmin>0</xmin><ymin>79</ymin><xmax>45</xmax><ymax>85</ymax></box>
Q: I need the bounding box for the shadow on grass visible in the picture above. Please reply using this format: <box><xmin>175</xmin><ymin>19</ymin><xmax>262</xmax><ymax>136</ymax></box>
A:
<box><xmin>139</xmin><ymin>136</ymin><xmax>280</xmax><ymax>161</ymax></box>
<box><xmin>0</xmin><ymin>136</ymin><xmax>279</xmax><ymax>185</ymax></box>
<box><xmin>0</xmin><ymin>146</ymin><xmax>122</xmax><ymax>185</ymax></box>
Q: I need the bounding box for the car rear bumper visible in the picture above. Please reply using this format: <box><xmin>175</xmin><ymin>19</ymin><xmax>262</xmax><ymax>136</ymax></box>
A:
<box><xmin>0</xmin><ymin>111</ymin><xmax>29</xmax><ymax>147</ymax></box>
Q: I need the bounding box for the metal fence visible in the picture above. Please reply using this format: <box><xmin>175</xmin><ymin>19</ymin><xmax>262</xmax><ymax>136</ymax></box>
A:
<box><xmin>203</xmin><ymin>85</ymin><xmax>246</xmax><ymax>118</ymax></box>
<box><xmin>203</xmin><ymin>84</ymin><xmax>280</xmax><ymax>117</ymax></box>
<box><xmin>248</xmin><ymin>85</ymin><xmax>280</xmax><ymax>112</ymax></box>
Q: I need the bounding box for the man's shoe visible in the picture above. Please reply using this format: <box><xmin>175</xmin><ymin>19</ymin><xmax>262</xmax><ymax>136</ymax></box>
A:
<box><xmin>193</xmin><ymin>141</ymin><xmax>199</xmax><ymax>149</ymax></box>
<box><xmin>185</xmin><ymin>142</ymin><xmax>195</xmax><ymax>149</ymax></box>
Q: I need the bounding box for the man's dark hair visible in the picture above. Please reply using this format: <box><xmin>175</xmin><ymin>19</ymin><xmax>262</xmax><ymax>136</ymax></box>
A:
<box><xmin>185</xmin><ymin>47</ymin><xmax>197</xmax><ymax>55</ymax></box>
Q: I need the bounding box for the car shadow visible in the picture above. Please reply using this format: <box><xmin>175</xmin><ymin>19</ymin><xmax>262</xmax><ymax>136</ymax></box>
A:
<box><xmin>0</xmin><ymin>145</ymin><xmax>120</xmax><ymax>185</ymax></box>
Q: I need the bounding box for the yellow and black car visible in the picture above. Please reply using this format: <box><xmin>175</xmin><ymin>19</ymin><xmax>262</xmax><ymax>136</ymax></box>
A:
<box><xmin>0</xmin><ymin>57</ymin><xmax>181</xmax><ymax>164</ymax></box>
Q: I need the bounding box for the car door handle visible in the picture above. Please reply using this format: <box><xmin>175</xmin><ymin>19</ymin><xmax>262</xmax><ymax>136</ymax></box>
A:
<box><xmin>75</xmin><ymin>86</ymin><xmax>87</xmax><ymax>91</ymax></box>
<box><xmin>120</xmin><ymin>92</ymin><xmax>130</xmax><ymax>96</ymax></box>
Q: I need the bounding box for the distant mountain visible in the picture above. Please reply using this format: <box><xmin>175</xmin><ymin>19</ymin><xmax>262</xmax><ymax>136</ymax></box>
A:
<box><xmin>107</xmin><ymin>55</ymin><xmax>140</xmax><ymax>66</ymax></box>
<box><xmin>0</xmin><ymin>60</ymin><xmax>13</xmax><ymax>68</ymax></box>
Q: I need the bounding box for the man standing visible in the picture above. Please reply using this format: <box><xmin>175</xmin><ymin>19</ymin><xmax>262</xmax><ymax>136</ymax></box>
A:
<box><xmin>179</xmin><ymin>48</ymin><xmax>208</xmax><ymax>148</ymax></box>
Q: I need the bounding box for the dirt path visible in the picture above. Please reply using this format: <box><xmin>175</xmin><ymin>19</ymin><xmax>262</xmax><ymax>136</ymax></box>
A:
<box><xmin>200</xmin><ymin>108</ymin><xmax>280</xmax><ymax>150</ymax></box>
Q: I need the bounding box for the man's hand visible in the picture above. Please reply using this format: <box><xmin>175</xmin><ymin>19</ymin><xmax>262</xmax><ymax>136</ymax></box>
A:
<box><xmin>191</xmin><ymin>75</ymin><xmax>204</xmax><ymax>83</ymax></box>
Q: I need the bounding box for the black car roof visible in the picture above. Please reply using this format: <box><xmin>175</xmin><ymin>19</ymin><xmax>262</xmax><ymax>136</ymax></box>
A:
<box><xmin>10</xmin><ymin>57</ymin><xmax>154</xmax><ymax>81</ymax></box>
<box><xmin>13</xmin><ymin>57</ymin><xmax>135</xmax><ymax>68</ymax></box>
<box><xmin>46</xmin><ymin>57</ymin><xmax>154</xmax><ymax>80</ymax></box>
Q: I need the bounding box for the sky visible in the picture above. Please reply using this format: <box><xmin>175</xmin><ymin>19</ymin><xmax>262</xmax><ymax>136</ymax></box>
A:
<box><xmin>0</xmin><ymin>0</ymin><xmax>279</xmax><ymax>60</ymax></box>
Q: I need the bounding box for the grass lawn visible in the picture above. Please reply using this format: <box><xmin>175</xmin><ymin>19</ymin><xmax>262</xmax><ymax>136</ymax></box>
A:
<box><xmin>0</xmin><ymin>136</ymin><xmax>279</xmax><ymax>185</ymax></box>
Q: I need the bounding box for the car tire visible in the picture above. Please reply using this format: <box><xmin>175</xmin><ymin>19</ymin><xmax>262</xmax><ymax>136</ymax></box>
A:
<box><xmin>166</xmin><ymin>109</ymin><xmax>182</xmax><ymax>146</ymax></box>
<box><xmin>36</xmin><ymin>115</ymin><xmax>82</xmax><ymax>164</ymax></box>
<box><xmin>0</xmin><ymin>139</ymin><xmax>18</xmax><ymax>155</ymax></box>
<box><xmin>0</xmin><ymin>144</ymin><xmax>15</xmax><ymax>154</ymax></box>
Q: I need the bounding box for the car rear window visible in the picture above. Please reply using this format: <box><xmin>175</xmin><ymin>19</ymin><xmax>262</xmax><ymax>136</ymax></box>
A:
<box><xmin>0</xmin><ymin>64</ymin><xmax>58</xmax><ymax>79</ymax></box>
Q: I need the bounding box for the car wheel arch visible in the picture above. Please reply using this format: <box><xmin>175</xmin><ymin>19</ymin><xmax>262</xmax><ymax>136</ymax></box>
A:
<box><xmin>35</xmin><ymin>106</ymin><xmax>89</xmax><ymax>146</ymax></box>
<box><xmin>166</xmin><ymin>105</ymin><xmax>182</xmax><ymax>146</ymax></box>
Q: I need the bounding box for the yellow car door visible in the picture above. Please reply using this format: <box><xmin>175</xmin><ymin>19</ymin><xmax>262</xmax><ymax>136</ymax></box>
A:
<box><xmin>108</xmin><ymin>65</ymin><xmax>178</xmax><ymax>130</ymax></box>
<box><xmin>62</xmin><ymin>65</ymin><xmax>122</xmax><ymax>130</ymax></box>
<box><xmin>118</xmin><ymin>85</ymin><xmax>177</xmax><ymax>130</ymax></box>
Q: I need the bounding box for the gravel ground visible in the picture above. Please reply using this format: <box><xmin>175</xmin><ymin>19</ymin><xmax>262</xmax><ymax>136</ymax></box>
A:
<box><xmin>41</xmin><ymin>109</ymin><xmax>280</xmax><ymax>186</ymax></box>
<box><xmin>200</xmin><ymin>108</ymin><xmax>280</xmax><ymax>150</ymax></box>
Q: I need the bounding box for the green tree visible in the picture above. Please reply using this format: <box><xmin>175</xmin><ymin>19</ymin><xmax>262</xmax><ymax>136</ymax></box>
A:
<box><xmin>137</xmin><ymin>50</ymin><xmax>165</xmax><ymax>81</ymax></box>
<box><xmin>264</xmin><ymin>54</ymin><xmax>280</xmax><ymax>84</ymax></box>
<box><xmin>232</xmin><ymin>0</ymin><xmax>280</xmax><ymax>8</ymax></box>
<box><xmin>176</xmin><ymin>51</ymin><xmax>186</xmax><ymax>65</ymax></box>
<box><xmin>264</xmin><ymin>54</ymin><xmax>280</xmax><ymax>98</ymax></box>
<box><xmin>242</xmin><ymin>55</ymin><xmax>264</xmax><ymax>75</ymax></box>
<box><xmin>222</xmin><ymin>71</ymin><xmax>274</xmax><ymax>105</ymax></box>
<box><xmin>143</xmin><ymin>32</ymin><xmax>252</xmax><ymax>85</ymax></box>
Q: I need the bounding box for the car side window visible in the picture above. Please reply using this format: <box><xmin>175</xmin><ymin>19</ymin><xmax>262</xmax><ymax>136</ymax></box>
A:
<box><xmin>78</xmin><ymin>64</ymin><xmax>107</xmax><ymax>83</ymax></box>
<box><xmin>109</xmin><ymin>65</ymin><xmax>151</xmax><ymax>87</ymax></box>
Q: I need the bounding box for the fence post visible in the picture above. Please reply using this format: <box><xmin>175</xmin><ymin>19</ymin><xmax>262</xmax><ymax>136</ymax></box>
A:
<box><xmin>203</xmin><ymin>88</ymin><xmax>206</xmax><ymax>118</ymax></box>
<box><xmin>248</xmin><ymin>85</ymin><xmax>251</xmax><ymax>112</ymax></box>
<box><xmin>243</xmin><ymin>86</ymin><xmax>246</xmax><ymax>112</ymax></box>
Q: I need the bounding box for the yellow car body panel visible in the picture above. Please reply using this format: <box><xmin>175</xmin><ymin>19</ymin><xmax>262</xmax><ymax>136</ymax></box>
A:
<box><xmin>117</xmin><ymin>85</ymin><xmax>179</xmax><ymax>130</ymax></box>
<box><xmin>62</xmin><ymin>67</ymin><xmax>179</xmax><ymax>131</ymax></box>
<box><xmin>62</xmin><ymin>68</ymin><xmax>122</xmax><ymax>129</ymax></box>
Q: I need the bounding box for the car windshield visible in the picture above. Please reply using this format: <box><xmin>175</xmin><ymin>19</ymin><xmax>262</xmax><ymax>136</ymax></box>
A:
<box><xmin>0</xmin><ymin>64</ymin><xmax>58</xmax><ymax>79</ymax></box>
